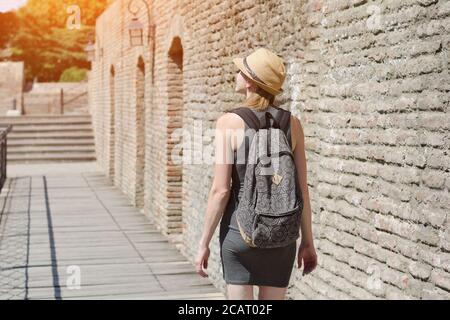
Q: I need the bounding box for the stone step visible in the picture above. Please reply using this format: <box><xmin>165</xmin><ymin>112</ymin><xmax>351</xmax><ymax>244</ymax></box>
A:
<box><xmin>0</xmin><ymin>115</ymin><xmax>92</xmax><ymax>125</ymax></box>
<box><xmin>8</xmin><ymin>152</ymin><xmax>96</xmax><ymax>164</ymax></box>
<box><xmin>0</xmin><ymin>114</ymin><xmax>91</xmax><ymax>119</ymax></box>
<box><xmin>8</xmin><ymin>131</ymin><xmax>94</xmax><ymax>139</ymax></box>
<box><xmin>8</xmin><ymin>145</ymin><xmax>96</xmax><ymax>154</ymax></box>
<box><xmin>2</xmin><ymin>115</ymin><xmax>96</xmax><ymax>164</ymax></box>
<box><xmin>0</xmin><ymin>119</ymin><xmax>92</xmax><ymax>126</ymax></box>
<box><xmin>8</xmin><ymin>138</ymin><xmax>95</xmax><ymax>147</ymax></box>
<box><xmin>8</xmin><ymin>124</ymin><xmax>93</xmax><ymax>133</ymax></box>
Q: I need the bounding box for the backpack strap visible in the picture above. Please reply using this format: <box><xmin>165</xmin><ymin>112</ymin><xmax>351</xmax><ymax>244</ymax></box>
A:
<box><xmin>276</xmin><ymin>109</ymin><xmax>291</xmax><ymax>135</ymax></box>
<box><xmin>227</xmin><ymin>107</ymin><xmax>260</xmax><ymax>130</ymax></box>
<box><xmin>262</xmin><ymin>111</ymin><xmax>281</xmax><ymax>130</ymax></box>
<box><xmin>227</xmin><ymin>106</ymin><xmax>293</xmax><ymax>149</ymax></box>
<box><xmin>275</xmin><ymin>109</ymin><xmax>292</xmax><ymax>149</ymax></box>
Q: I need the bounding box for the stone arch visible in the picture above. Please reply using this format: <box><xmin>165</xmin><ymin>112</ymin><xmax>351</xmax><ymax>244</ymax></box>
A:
<box><xmin>136</xmin><ymin>56</ymin><xmax>146</xmax><ymax>208</ymax></box>
<box><xmin>109</xmin><ymin>65</ymin><xmax>116</xmax><ymax>178</ymax></box>
<box><xmin>166</xmin><ymin>37</ymin><xmax>184</xmax><ymax>236</ymax></box>
<box><xmin>165</xmin><ymin>14</ymin><xmax>185</xmax><ymax>54</ymax></box>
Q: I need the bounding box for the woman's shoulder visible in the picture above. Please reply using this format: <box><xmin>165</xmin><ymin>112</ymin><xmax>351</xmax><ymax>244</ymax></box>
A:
<box><xmin>217</xmin><ymin>109</ymin><xmax>245</xmax><ymax>130</ymax></box>
<box><xmin>290</xmin><ymin>114</ymin><xmax>304</xmax><ymax>150</ymax></box>
<box><xmin>291</xmin><ymin>114</ymin><xmax>303</xmax><ymax>130</ymax></box>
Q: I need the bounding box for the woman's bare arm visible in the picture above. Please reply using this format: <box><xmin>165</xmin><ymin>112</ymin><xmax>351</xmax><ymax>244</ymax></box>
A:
<box><xmin>292</xmin><ymin>116</ymin><xmax>314</xmax><ymax>245</ymax></box>
<box><xmin>292</xmin><ymin>115</ymin><xmax>318</xmax><ymax>274</ymax></box>
<box><xmin>199</xmin><ymin>114</ymin><xmax>233</xmax><ymax>248</ymax></box>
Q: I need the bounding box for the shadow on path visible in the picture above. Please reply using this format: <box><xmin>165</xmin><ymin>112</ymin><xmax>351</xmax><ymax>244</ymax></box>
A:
<box><xmin>0</xmin><ymin>163</ymin><xmax>224</xmax><ymax>300</ymax></box>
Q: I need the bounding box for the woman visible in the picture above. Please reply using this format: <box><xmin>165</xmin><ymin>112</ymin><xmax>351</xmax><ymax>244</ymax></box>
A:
<box><xmin>195</xmin><ymin>48</ymin><xmax>317</xmax><ymax>300</ymax></box>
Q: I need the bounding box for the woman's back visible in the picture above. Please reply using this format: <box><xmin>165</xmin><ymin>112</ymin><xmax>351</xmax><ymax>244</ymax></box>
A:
<box><xmin>197</xmin><ymin>47</ymin><xmax>317</xmax><ymax>296</ymax></box>
<box><xmin>221</xmin><ymin>105</ymin><xmax>293</xmax><ymax>232</ymax></box>
<box><xmin>218</xmin><ymin>104</ymin><xmax>298</xmax><ymax>287</ymax></box>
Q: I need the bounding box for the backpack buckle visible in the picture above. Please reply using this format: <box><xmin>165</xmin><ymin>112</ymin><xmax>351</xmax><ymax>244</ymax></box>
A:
<box><xmin>272</xmin><ymin>173</ymin><xmax>283</xmax><ymax>185</ymax></box>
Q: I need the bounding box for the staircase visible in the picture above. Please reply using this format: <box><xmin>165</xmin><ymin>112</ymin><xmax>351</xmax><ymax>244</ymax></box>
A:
<box><xmin>0</xmin><ymin>115</ymin><xmax>96</xmax><ymax>164</ymax></box>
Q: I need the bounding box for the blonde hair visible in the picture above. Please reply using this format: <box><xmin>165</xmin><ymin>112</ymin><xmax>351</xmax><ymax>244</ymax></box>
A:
<box><xmin>242</xmin><ymin>91</ymin><xmax>275</xmax><ymax>111</ymax></box>
<box><xmin>240</xmin><ymin>72</ymin><xmax>276</xmax><ymax>111</ymax></box>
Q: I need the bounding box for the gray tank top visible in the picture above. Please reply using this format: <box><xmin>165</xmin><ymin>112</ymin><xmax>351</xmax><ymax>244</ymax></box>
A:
<box><xmin>220</xmin><ymin>105</ymin><xmax>293</xmax><ymax>232</ymax></box>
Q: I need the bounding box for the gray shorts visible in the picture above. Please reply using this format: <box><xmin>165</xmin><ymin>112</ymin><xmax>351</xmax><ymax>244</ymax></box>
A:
<box><xmin>219</xmin><ymin>227</ymin><xmax>297</xmax><ymax>288</ymax></box>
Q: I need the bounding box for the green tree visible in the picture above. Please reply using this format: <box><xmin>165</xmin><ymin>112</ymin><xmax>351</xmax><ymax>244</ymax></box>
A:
<box><xmin>7</xmin><ymin>0</ymin><xmax>110</xmax><ymax>82</ymax></box>
<box><xmin>59</xmin><ymin>67</ymin><xmax>88</xmax><ymax>82</ymax></box>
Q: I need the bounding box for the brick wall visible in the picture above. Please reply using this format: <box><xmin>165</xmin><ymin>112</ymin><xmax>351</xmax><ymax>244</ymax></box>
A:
<box><xmin>89</xmin><ymin>0</ymin><xmax>450</xmax><ymax>299</ymax></box>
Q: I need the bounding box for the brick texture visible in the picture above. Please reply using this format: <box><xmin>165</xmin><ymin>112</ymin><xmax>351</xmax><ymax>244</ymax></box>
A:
<box><xmin>88</xmin><ymin>0</ymin><xmax>450</xmax><ymax>299</ymax></box>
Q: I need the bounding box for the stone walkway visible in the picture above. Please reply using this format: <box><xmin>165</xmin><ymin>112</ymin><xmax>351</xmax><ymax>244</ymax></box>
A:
<box><xmin>0</xmin><ymin>162</ymin><xmax>224</xmax><ymax>300</ymax></box>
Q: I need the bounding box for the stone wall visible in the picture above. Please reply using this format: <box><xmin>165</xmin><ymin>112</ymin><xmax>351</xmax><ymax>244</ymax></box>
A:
<box><xmin>0</xmin><ymin>61</ymin><xmax>24</xmax><ymax>115</ymax></box>
<box><xmin>23</xmin><ymin>82</ymin><xmax>89</xmax><ymax>115</ymax></box>
<box><xmin>88</xmin><ymin>0</ymin><xmax>450</xmax><ymax>299</ymax></box>
<box><xmin>0</xmin><ymin>61</ymin><xmax>88</xmax><ymax>115</ymax></box>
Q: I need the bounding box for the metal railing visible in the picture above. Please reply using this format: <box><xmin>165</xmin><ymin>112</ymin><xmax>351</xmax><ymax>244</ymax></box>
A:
<box><xmin>22</xmin><ymin>82</ymin><xmax>88</xmax><ymax>115</ymax></box>
<box><xmin>59</xmin><ymin>82</ymin><xmax>88</xmax><ymax>114</ymax></box>
<box><xmin>0</xmin><ymin>125</ymin><xmax>12</xmax><ymax>193</ymax></box>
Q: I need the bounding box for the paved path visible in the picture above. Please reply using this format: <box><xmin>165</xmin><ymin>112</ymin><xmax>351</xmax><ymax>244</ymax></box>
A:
<box><xmin>0</xmin><ymin>162</ymin><xmax>224</xmax><ymax>300</ymax></box>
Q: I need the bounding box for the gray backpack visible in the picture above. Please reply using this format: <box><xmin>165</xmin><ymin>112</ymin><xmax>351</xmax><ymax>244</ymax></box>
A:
<box><xmin>228</xmin><ymin>107</ymin><xmax>303</xmax><ymax>248</ymax></box>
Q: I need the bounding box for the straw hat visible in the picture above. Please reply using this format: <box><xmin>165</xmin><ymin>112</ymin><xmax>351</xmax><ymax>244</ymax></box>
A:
<box><xmin>233</xmin><ymin>47</ymin><xmax>286</xmax><ymax>96</ymax></box>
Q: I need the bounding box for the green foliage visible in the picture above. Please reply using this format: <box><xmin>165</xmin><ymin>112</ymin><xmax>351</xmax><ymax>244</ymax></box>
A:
<box><xmin>18</xmin><ymin>0</ymin><xmax>110</xmax><ymax>29</ymax></box>
<box><xmin>59</xmin><ymin>67</ymin><xmax>88</xmax><ymax>82</ymax></box>
<box><xmin>2</xmin><ymin>0</ymin><xmax>110</xmax><ymax>82</ymax></box>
